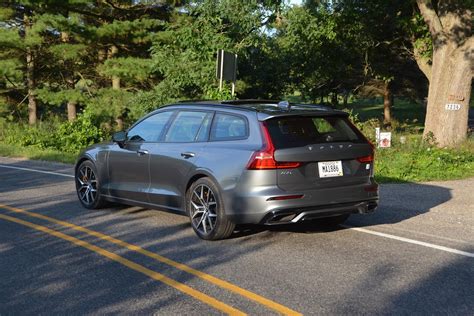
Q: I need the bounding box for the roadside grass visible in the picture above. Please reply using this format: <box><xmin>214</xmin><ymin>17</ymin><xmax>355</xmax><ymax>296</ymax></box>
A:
<box><xmin>0</xmin><ymin>143</ymin><xmax>76</xmax><ymax>164</ymax></box>
<box><xmin>375</xmin><ymin>136</ymin><xmax>474</xmax><ymax>183</ymax></box>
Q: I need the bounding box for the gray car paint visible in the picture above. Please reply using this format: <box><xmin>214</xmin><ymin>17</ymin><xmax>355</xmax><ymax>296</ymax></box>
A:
<box><xmin>76</xmin><ymin>103</ymin><xmax>378</xmax><ymax>225</ymax></box>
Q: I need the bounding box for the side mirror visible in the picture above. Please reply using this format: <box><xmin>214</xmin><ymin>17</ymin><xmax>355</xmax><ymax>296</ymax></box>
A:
<box><xmin>112</xmin><ymin>131</ymin><xmax>127</xmax><ymax>145</ymax></box>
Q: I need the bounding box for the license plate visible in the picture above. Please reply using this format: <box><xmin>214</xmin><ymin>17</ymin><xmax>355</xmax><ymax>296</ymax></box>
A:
<box><xmin>318</xmin><ymin>161</ymin><xmax>343</xmax><ymax>178</ymax></box>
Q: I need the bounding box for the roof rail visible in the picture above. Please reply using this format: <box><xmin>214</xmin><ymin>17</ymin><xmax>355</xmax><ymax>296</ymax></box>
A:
<box><xmin>220</xmin><ymin>99</ymin><xmax>280</xmax><ymax>105</ymax></box>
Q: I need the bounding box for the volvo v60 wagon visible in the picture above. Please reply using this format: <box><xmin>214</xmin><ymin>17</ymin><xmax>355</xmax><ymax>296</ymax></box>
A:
<box><xmin>75</xmin><ymin>100</ymin><xmax>378</xmax><ymax>240</ymax></box>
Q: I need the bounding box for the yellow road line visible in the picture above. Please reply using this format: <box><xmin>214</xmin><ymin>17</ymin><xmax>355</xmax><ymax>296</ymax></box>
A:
<box><xmin>0</xmin><ymin>204</ymin><xmax>301</xmax><ymax>316</ymax></box>
<box><xmin>0</xmin><ymin>213</ymin><xmax>245</xmax><ymax>315</ymax></box>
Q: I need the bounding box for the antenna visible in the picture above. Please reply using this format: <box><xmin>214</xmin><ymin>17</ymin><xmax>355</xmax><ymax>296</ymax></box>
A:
<box><xmin>277</xmin><ymin>100</ymin><xmax>291</xmax><ymax>111</ymax></box>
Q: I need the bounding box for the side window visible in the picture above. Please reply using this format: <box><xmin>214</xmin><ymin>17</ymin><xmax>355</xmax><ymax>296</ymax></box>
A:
<box><xmin>165</xmin><ymin>111</ymin><xmax>211</xmax><ymax>143</ymax></box>
<box><xmin>210</xmin><ymin>113</ymin><xmax>248</xmax><ymax>141</ymax></box>
<box><xmin>127</xmin><ymin>111</ymin><xmax>174</xmax><ymax>142</ymax></box>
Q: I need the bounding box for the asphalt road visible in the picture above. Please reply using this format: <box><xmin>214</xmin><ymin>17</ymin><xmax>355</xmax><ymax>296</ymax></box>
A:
<box><xmin>0</xmin><ymin>156</ymin><xmax>473</xmax><ymax>315</ymax></box>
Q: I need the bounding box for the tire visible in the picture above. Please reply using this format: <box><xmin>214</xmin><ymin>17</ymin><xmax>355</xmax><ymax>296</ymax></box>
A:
<box><xmin>317</xmin><ymin>214</ymin><xmax>350</xmax><ymax>226</ymax></box>
<box><xmin>186</xmin><ymin>177</ymin><xmax>235</xmax><ymax>240</ymax></box>
<box><xmin>75</xmin><ymin>160</ymin><xmax>108</xmax><ymax>209</ymax></box>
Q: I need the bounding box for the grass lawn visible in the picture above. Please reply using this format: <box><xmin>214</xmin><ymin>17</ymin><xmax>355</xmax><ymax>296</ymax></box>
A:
<box><xmin>0</xmin><ymin>143</ymin><xmax>76</xmax><ymax>164</ymax></box>
<box><xmin>344</xmin><ymin>97</ymin><xmax>426</xmax><ymax>132</ymax></box>
<box><xmin>374</xmin><ymin>137</ymin><xmax>474</xmax><ymax>183</ymax></box>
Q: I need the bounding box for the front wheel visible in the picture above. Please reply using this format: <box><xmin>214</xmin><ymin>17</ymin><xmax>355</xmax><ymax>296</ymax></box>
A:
<box><xmin>187</xmin><ymin>178</ymin><xmax>235</xmax><ymax>240</ymax></box>
<box><xmin>75</xmin><ymin>160</ymin><xmax>108</xmax><ymax>209</ymax></box>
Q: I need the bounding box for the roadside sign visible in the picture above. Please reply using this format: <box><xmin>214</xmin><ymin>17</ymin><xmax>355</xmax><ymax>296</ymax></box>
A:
<box><xmin>375</xmin><ymin>128</ymin><xmax>391</xmax><ymax>148</ymax></box>
<box><xmin>216</xmin><ymin>50</ymin><xmax>237</xmax><ymax>82</ymax></box>
<box><xmin>216</xmin><ymin>49</ymin><xmax>237</xmax><ymax>96</ymax></box>
<box><xmin>379</xmin><ymin>132</ymin><xmax>391</xmax><ymax>148</ymax></box>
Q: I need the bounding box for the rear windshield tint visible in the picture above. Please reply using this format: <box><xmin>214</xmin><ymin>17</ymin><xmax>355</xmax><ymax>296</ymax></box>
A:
<box><xmin>266</xmin><ymin>116</ymin><xmax>363</xmax><ymax>149</ymax></box>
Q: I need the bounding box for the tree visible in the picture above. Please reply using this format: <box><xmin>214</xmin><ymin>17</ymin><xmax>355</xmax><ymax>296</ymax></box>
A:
<box><xmin>150</xmin><ymin>0</ymin><xmax>282</xmax><ymax>101</ymax></box>
<box><xmin>416</xmin><ymin>0</ymin><xmax>472</xmax><ymax>146</ymax></box>
<box><xmin>0</xmin><ymin>2</ymin><xmax>44</xmax><ymax>125</ymax></box>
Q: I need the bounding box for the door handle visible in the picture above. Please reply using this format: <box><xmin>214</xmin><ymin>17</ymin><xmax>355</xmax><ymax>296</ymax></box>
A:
<box><xmin>137</xmin><ymin>149</ymin><xmax>149</xmax><ymax>156</ymax></box>
<box><xmin>181</xmin><ymin>152</ymin><xmax>195</xmax><ymax>159</ymax></box>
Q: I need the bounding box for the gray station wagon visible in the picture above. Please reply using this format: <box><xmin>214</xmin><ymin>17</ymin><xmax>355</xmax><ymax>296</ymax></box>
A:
<box><xmin>75</xmin><ymin>100</ymin><xmax>378</xmax><ymax>240</ymax></box>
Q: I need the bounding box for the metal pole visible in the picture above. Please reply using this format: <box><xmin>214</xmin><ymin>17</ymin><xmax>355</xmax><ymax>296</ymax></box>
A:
<box><xmin>232</xmin><ymin>54</ymin><xmax>237</xmax><ymax>97</ymax></box>
<box><xmin>219</xmin><ymin>50</ymin><xmax>224</xmax><ymax>91</ymax></box>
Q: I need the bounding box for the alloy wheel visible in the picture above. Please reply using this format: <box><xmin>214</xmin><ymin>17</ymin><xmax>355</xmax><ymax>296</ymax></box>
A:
<box><xmin>190</xmin><ymin>184</ymin><xmax>218</xmax><ymax>235</ymax></box>
<box><xmin>77</xmin><ymin>165</ymin><xmax>98</xmax><ymax>206</ymax></box>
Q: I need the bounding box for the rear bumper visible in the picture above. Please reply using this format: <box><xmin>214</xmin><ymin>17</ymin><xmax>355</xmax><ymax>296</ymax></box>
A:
<box><xmin>259</xmin><ymin>200</ymin><xmax>378</xmax><ymax>225</ymax></box>
<box><xmin>224</xmin><ymin>181</ymin><xmax>379</xmax><ymax>224</ymax></box>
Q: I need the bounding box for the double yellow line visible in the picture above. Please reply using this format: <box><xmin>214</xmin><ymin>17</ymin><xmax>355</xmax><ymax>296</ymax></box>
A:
<box><xmin>0</xmin><ymin>204</ymin><xmax>301</xmax><ymax>315</ymax></box>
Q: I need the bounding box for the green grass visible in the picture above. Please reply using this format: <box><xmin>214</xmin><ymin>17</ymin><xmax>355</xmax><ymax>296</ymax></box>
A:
<box><xmin>345</xmin><ymin>97</ymin><xmax>426</xmax><ymax>132</ymax></box>
<box><xmin>0</xmin><ymin>143</ymin><xmax>76</xmax><ymax>164</ymax></box>
<box><xmin>374</xmin><ymin>136</ymin><xmax>474</xmax><ymax>183</ymax></box>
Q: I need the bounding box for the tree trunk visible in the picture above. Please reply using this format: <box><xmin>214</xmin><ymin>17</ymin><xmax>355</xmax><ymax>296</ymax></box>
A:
<box><xmin>331</xmin><ymin>92</ymin><xmax>338</xmax><ymax>106</ymax></box>
<box><xmin>343</xmin><ymin>92</ymin><xmax>349</xmax><ymax>107</ymax></box>
<box><xmin>98</xmin><ymin>48</ymin><xmax>106</xmax><ymax>63</ymax></box>
<box><xmin>24</xmin><ymin>14</ymin><xmax>37</xmax><ymax>125</ymax></box>
<box><xmin>417</xmin><ymin>0</ymin><xmax>472</xmax><ymax>147</ymax></box>
<box><xmin>109</xmin><ymin>45</ymin><xmax>121</xmax><ymax>89</ymax></box>
<box><xmin>413</xmin><ymin>43</ymin><xmax>432</xmax><ymax>81</ymax></box>
<box><xmin>67</xmin><ymin>101</ymin><xmax>77</xmax><ymax>121</ymax></box>
<box><xmin>383</xmin><ymin>81</ymin><xmax>393</xmax><ymax>126</ymax></box>
<box><xmin>109</xmin><ymin>45</ymin><xmax>123</xmax><ymax>129</ymax></box>
<box><xmin>423</xmin><ymin>44</ymin><xmax>472</xmax><ymax>146</ymax></box>
<box><xmin>61</xmin><ymin>31</ymin><xmax>77</xmax><ymax>122</ymax></box>
<box><xmin>26</xmin><ymin>48</ymin><xmax>37</xmax><ymax>125</ymax></box>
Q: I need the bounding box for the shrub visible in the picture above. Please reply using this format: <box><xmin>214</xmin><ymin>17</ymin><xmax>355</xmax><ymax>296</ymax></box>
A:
<box><xmin>0</xmin><ymin>110</ymin><xmax>106</xmax><ymax>154</ymax></box>
<box><xmin>54</xmin><ymin>110</ymin><xmax>106</xmax><ymax>153</ymax></box>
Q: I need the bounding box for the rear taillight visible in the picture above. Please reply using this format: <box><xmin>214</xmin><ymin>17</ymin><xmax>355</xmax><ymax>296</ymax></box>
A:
<box><xmin>246</xmin><ymin>122</ymin><xmax>302</xmax><ymax>170</ymax></box>
<box><xmin>357</xmin><ymin>154</ymin><xmax>374</xmax><ymax>163</ymax></box>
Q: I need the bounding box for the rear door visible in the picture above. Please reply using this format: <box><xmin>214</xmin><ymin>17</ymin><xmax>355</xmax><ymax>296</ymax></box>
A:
<box><xmin>266</xmin><ymin>115</ymin><xmax>373</xmax><ymax>191</ymax></box>
<box><xmin>147</xmin><ymin>110</ymin><xmax>213</xmax><ymax>209</ymax></box>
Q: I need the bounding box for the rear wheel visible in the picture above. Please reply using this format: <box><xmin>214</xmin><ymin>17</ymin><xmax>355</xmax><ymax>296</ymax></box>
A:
<box><xmin>187</xmin><ymin>178</ymin><xmax>235</xmax><ymax>240</ymax></box>
<box><xmin>75</xmin><ymin>160</ymin><xmax>107</xmax><ymax>209</ymax></box>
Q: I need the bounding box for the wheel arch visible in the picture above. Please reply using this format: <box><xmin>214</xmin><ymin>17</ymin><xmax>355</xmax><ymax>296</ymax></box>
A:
<box><xmin>75</xmin><ymin>154</ymin><xmax>95</xmax><ymax>174</ymax></box>
<box><xmin>184</xmin><ymin>170</ymin><xmax>224</xmax><ymax>211</ymax></box>
<box><xmin>185</xmin><ymin>169</ymin><xmax>223</xmax><ymax>192</ymax></box>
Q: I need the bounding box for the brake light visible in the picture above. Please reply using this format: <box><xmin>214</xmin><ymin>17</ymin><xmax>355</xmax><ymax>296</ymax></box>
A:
<box><xmin>357</xmin><ymin>154</ymin><xmax>374</xmax><ymax>163</ymax></box>
<box><xmin>247</xmin><ymin>122</ymin><xmax>302</xmax><ymax>170</ymax></box>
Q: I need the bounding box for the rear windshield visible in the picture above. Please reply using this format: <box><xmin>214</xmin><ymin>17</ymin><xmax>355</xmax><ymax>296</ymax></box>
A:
<box><xmin>265</xmin><ymin>116</ymin><xmax>363</xmax><ymax>149</ymax></box>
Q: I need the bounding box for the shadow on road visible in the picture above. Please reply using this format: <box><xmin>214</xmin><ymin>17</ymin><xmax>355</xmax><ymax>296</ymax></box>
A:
<box><xmin>330</xmin><ymin>246</ymin><xmax>474</xmax><ymax>314</ymax></box>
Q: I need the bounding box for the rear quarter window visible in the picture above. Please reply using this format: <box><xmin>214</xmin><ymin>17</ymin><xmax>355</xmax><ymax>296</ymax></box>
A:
<box><xmin>210</xmin><ymin>113</ymin><xmax>248</xmax><ymax>141</ymax></box>
<box><xmin>266</xmin><ymin>116</ymin><xmax>363</xmax><ymax>149</ymax></box>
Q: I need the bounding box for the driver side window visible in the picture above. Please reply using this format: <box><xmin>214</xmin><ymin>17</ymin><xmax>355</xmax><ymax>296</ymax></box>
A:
<box><xmin>127</xmin><ymin>111</ymin><xmax>174</xmax><ymax>142</ymax></box>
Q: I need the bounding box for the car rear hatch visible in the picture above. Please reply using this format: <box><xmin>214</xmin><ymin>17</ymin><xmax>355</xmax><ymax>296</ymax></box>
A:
<box><xmin>263</xmin><ymin>114</ymin><xmax>374</xmax><ymax>192</ymax></box>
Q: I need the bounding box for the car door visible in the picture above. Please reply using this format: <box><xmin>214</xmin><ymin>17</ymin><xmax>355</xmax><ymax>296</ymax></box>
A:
<box><xmin>147</xmin><ymin>110</ymin><xmax>213</xmax><ymax>210</ymax></box>
<box><xmin>107</xmin><ymin>110</ymin><xmax>175</xmax><ymax>202</ymax></box>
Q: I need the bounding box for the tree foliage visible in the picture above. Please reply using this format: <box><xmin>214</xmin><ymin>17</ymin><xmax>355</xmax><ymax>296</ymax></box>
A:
<box><xmin>0</xmin><ymin>0</ymin><xmax>471</xmax><ymax>146</ymax></box>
